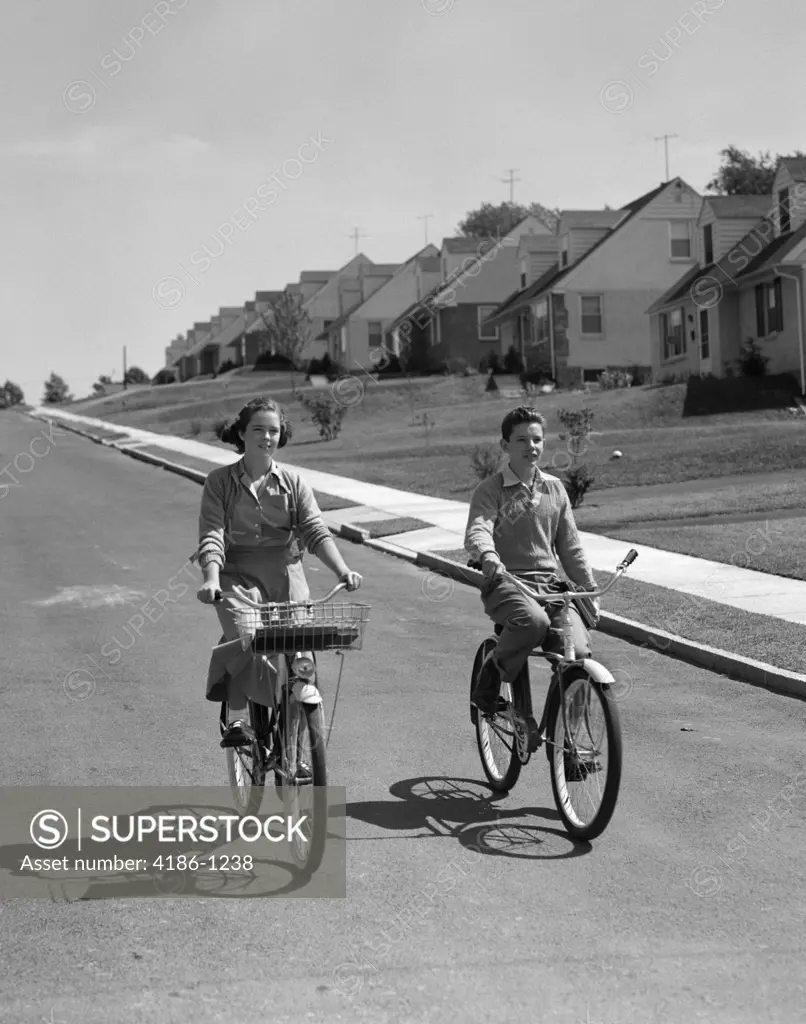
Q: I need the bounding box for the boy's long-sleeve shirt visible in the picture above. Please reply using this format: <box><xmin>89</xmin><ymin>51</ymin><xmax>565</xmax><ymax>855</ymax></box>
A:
<box><xmin>465</xmin><ymin>464</ymin><xmax>597</xmax><ymax>591</ymax></box>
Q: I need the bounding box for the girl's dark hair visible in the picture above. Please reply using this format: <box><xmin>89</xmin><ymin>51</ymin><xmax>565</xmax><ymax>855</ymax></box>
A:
<box><xmin>501</xmin><ymin>406</ymin><xmax>547</xmax><ymax>441</ymax></box>
<box><xmin>220</xmin><ymin>397</ymin><xmax>292</xmax><ymax>453</ymax></box>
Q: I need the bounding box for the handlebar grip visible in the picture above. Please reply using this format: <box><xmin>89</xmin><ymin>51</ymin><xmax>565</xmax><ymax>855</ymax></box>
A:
<box><xmin>622</xmin><ymin>549</ymin><xmax>638</xmax><ymax>567</ymax></box>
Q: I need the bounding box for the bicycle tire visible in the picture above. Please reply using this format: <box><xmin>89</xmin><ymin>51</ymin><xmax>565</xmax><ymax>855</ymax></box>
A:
<box><xmin>471</xmin><ymin>639</ymin><xmax>525</xmax><ymax>792</ymax></box>
<box><xmin>546</xmin><ymin>667</ymin><xmax>622</xmax><ymax>841</ymax></box>
<box><xmin>280</xmin><ymin>699</ymin><xmax>328</xmax><ymax>874</ymax></box>
<box><xmin>225</xmin><ymin>699</ymin><xmax>266</xmax><ymax>817</ymax></box>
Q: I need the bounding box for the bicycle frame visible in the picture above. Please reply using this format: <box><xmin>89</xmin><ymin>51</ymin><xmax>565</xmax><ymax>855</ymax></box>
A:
<box><xmin>482</xmin><ymin>550</ymin><xmax>638</xmax><ymax>762</ymax></box>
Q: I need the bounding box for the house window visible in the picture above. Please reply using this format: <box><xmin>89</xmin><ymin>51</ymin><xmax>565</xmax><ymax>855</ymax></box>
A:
<box><xmin>582</xmin><ymin>368</ymin><xmax>606</xmax><ymax>383</ymax></box>
<box><xmin>323</xmin><ymin>319</ymin><xmax>334</xmax><ymax>333</ymax></box>
<box><xmin>368</xmin><ymin>321</ymin><xmax>383</xmax><ymax>348</ymax></box>
<box><xmin>580</xmin><ymin>295</ymin><xmax>603</xmax><ymax>335</ymax></box>
<box><xmin>561</xmin><ymin>250</ymin><xmax>568</xmax><ymax>267</ymax></box>
<box><xmin>533</xmin><ymin>299</ymin><xmax>549</xmax><ymax>344</ymax></box>
<box><xmin>520</xmin><ymin>271</ymin><xmax>527</xmax><ymax>288</ymax></box>
<box><xmin>660</xmin><ymin>308</ymin><xmax>686</xmax><ymax>360</ymax></box>
<box><xmin>703</xmin><ymin>224</ymin><xmax>714</xmax><ymax>264</ymax></box>
<box><xmin>699</xmin><ymin>308</ymin><xmax>710</xmax><ymax>360</ymax></box>
<box><xmin>670</xmin><ymin>221</ymin><xmax>692</xmax><ymax>259</ymax></box>
<box><xmin>755</xmin><ymin>279</ymin><xmax>784</xmax><ymax>336</ymax></box>
<box><xmin>779</xmin><ymin>189</ymin><xmax>791</xmax><ymax>234</ymax></box>
<box><xmin>478</xmin><ymin>305</ymin><xmax>499</xmax><ymax>340</ymax></box>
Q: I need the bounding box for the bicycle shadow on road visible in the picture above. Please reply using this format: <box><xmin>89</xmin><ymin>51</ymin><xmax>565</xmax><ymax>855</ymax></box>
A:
<box><xmin>338</xmin><ymin>776</ymin><xmax>592</xmax><ymax>861</ymax></box>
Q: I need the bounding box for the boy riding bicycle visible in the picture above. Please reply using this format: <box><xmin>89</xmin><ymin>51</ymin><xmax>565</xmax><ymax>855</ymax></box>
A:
<box><xmin>465</xmin><ymin>406</ymin><xmax>600</xmax><ymax>716</ymax></box>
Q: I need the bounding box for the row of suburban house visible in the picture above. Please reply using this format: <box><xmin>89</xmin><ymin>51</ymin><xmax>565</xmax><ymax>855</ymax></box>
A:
<box><xmin>165</xmin><ymin>156</ymin><xmax>806</xmax><ymax>392</ymax></box>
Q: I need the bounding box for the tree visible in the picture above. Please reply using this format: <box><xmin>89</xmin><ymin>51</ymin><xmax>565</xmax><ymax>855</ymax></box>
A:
<box><xmin>43</xmin><ymin>373</ymin><xmax>72</xmax><ymax>404</ymax></box>
<box><xmin>256</xmin><ymin>292</ymin><xmax>313</xmax><ymax>369</ymax></box>
<box><xmin>458</xmin><ymin>201</ymin><xmax>561</xmax><ymax>239</ymax></box>
<box><xmin>1</xmin><ymin>380</ymin><xmax>24</xmax><ymax>407</ymax></box>
<box><xmin>706</xmin><ymin>145</ymin><xmax>806</xmax><ymax>196</ymax></box>
<box><xmin>124</xmin><ymin>366</ymin><xmax>150</xmax><ymax>384</ymax></box>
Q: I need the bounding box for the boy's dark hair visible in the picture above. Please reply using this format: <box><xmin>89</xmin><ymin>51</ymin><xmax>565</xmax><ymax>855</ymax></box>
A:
<box><xmin>220</xmin><ymin>397</ymin><xmax>291</xmax><ymax>453</ymax></box>
<box><xmin>501</xmin><ymin>406</ymin><xmax>546</xmax><ymax>442</ymax></box>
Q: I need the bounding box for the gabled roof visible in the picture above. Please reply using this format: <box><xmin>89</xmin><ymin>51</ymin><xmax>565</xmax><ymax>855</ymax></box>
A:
<box><xmin>737</xmin><ymin>219</ymin><xmax>806</xmax><ymax>277</ymax></box>
<box><xmin>418</xmin><ymin>256</ymin><xmax>441</xmax><ymax>272</ymax></box>
<box><xmin>486</xmin><ymin>181</ymin><xmax>671</xmax><ymax>323</ymax></box>
<box><xmin>648</xmin><ymin>217</ymin><xmax>806</xmax><ymax>314</ymax></box>
<box><xmin>364</xmin><ymin>263</ymin><xmax>400</xmax><ymax>275</ymax></box>
<box><xmin>255</xmin><ymin>290</ymin><xmax>282</xmax><ymax>303</ymax></box>
<box><xmin>316</xmin><ymin>299</ymin><xmax>366</xmax><ymax>339</ymax></box>
<box><xmin>314</xmin><ymin>247</ymin><xmax>435</xmax><ymax>337</ymax></box>
<box><xmin>300</xmin><ymin>271</ymin><xmax>336</xmax><ymax>282</ymax></box>
<box><xmin>442</xmin><ymin>236</ymin><xmax>498</xmax><ymax>255</ymax></box>
<box><xmin>703</xmin><ymin>195</ymin><xmax>771</xmax><ymax>220</ymax></box>
<box><xmin>558</xmin><ymin>210</ymin><xmax>624</xmax><ymax>230</ymax></box>
<box><xmin>483</xmin><ymin>263</ymin><xmax>564</xmax><ymax>326</ymax></box>
<box><xmin>779</xmin><ymin>157</ymin><xmax>806</xmax><ymax>182</ymax></box>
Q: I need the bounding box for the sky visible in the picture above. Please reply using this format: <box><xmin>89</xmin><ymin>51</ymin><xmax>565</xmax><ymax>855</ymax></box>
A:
<box><xmin>2</xmin><ymin>0</ymin><xmax>805</xmax><ymax>402</ymax></box>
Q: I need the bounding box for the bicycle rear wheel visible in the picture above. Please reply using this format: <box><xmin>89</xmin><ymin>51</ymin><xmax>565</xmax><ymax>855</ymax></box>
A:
<box><xmin>280</xmin><ymin>698</ymin><xmax>328</xmax><ymax>874</ymax></box>
<box><xmin>546</xmin><ymin>667</ymin><xmax>622</xmax><ymax>841</ymax></box>
<box><xmin>471</xmin><ymin>639</ymin><xmax>525</xmax><ymax>792</ymax></box>
<box><xmin>225</xmin><ymin>700</ymin><xmax>266</xmax><ymax>817</ymax></box>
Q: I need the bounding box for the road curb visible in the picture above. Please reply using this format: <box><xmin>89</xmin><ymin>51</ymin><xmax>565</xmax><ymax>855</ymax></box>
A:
<box><xmin>30</xmin><ymin>411</ymin><xmax>806</xmax><ymax>700</ymax></box>
<box><xmin>409</xmin><ymin>552</ymin><xmax>806</xmax><ymax>700</ymax></box>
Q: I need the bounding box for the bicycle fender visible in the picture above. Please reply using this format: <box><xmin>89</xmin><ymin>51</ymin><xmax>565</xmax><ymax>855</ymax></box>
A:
<box><xmin>292</xmin><ymin>681</ymin><xmax>323</xmax><ymax>705</ymax></box>
<box><xmin>577</xmin><ymin>659</ymin><xmax>616</xmax><ymax>686</ymax></box>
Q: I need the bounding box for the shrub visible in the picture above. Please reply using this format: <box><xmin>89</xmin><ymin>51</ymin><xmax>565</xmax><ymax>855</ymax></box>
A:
<box><xmin>470</xmin><ymin>442</ymin><xmax>502</xmax><ymax>480</ymax></box>
<box><xmin>152</xmin><ymin>369</ymin><xmax>176</xmax><ymax>386</ymax></box>
<box><xmin>441</xmin><ymin>356</ymin><xmax>472</xmax><ymax>376</ymax></box>
<box><xmin>598</xmin><ymin>369</ymin><xmax>633</xmax><ymax>390</ymax></box>
<box><xmin>626</xmin><ymin>364</ymin><xmax>648</xmax><ymax>386</ymax></box>
<box><xmin>296</xmin><ymin>391</ymin><xmax>346</xmax><ymax>441</ymax></box>
<box><xmin>563</xmin><ymin>464</ymin><xmax>595</xmax><ymax>509</ymax></box>
<box><xmin>504</xmin><ymin>345</ymin><xmax>525</xmax><ymax>374</ymax></box>
<box><xmin>480</xmin><ymin>351</ymin><xmax>503</xmax><ymax>374</ymax></box>
<box><xmin>189</xmin><ymin>419</ymin><xmax>202</xmax><ymax>436</ymax></box>
<box><xmin>217</xmin><ymin>359</ymin><xmax>237</xmax><ymax>374</ymax></box>
<box><xmin>557</xmin><ymin>408</ymin><xmax>594</xmax><ymax>438</ymax></box>
<box><xmin>520</xmin><ymin>368</ymin><xmax>556</xmax><ymax>388</ymax></box>
<box><xmin>735</xmin><ymin>337</ymin><xmax>769</xmax><ymax>377</ymax></box>
<box><xmin>254</xmin><ymin>351</ymin><xmax>297</xmax><ymax>370</ymax></box>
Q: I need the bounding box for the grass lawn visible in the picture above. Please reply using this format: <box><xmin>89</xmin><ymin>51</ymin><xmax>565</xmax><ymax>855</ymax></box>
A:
<box><xmin>427</xmin><ymin>548</ymin><xmax>806</xmax><ymax>676</ymax></box>
<box><xmin>602</xmin><ymin>516</ymin><xmax>806</xmax><ymax>581</ymax></box>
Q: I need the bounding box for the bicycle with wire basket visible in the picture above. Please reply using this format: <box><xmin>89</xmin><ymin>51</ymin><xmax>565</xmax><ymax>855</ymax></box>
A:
<box><xmin>470</xmin><ymin>549</ymin><xmax>638</xmax><ymax>841</ymax></box>
<box><xmin>224</xmin><ymin>581</ymin><xmax>370</xmax><ymax>874</ymax></box>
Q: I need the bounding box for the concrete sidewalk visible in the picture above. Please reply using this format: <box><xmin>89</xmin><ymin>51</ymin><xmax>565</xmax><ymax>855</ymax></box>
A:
<box><xmin>31</xmin><ymin>405</ymin><xmax>806</xmax><ymax>628</ymax></box>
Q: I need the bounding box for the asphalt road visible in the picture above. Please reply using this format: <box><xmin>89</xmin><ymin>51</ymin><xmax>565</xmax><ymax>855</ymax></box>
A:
<box><xmin>1</xmin><ymin>412</ymin><xmax>805</xmax><ymax>1024</ymax></box>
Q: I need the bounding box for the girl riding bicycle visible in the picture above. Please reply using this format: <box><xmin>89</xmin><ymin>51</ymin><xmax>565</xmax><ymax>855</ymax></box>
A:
<box><xmin>195</xmin><ymin>396</ymin><xmax>362</xmax><ymax>748</ymax></box>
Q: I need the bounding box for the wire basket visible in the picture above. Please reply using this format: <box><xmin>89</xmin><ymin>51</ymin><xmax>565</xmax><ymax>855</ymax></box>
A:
<box><xmin>233</xmin><ymin>600</ymin><xmax>371</xmax><ymax>653</ymax></box>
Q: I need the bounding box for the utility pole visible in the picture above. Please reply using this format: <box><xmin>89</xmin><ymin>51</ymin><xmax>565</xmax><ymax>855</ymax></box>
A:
<box><xmin>347</xmin><ymin>226</ymin><xmax>369</xmax><ymax>256</ymax></box>
<box><xmin>122</xmin><ymin>345</ymin><xmax>127</xmax><ymax>390</ymax></box>
<box><xmin>654</xmin><ymin>134</ymin><xmax>679</xmax><ymax>181</ymax></box>
<box><xmin>417</xmin><ymin>214</ymin><xmax>434</xmax><ymax>246</ymax></box>
<box><xmin>499</xmin><ymin>168</ymin><xmax>521</xmax><ymax>205</ymax></box>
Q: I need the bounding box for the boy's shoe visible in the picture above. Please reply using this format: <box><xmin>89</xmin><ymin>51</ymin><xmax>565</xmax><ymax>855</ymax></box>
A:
<box><xmin>220</xmin><ymin>720</ymin><xmax>256</xmax><ymax>748</ymax></box>
<box><xmin>471</xmin><ymin>651</ymin><xmax>502</xmax><ymax>716</ymax></box>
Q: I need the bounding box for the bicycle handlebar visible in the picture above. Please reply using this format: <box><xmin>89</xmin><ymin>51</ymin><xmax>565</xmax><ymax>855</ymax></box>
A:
<box><xmin>228</xmin><ymin>581</ymin><xmax>349</xmax><ymax>608</ymax></box>
<box><xmin>494</xmin><ymin>548</ymin><xmax>639</xmax><ymax>604</ymax></box>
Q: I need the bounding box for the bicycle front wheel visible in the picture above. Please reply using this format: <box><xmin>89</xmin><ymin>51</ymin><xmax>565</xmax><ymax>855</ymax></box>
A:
<box><xmin>472</xmin><ymin>639</ymin><xmax>524</xmax><ymax>793</ymax></box>
<box><xmin>225</xmin><ymin>700</ymin><xmax>266</xmax><ymax>817</ymax></box>
<box><xmin>280</xmin><ymin>698</ymin><xmax>328</xmax><ymax>874</ymax></box>
<box><xmin>546</xmin><ymin>667</ymin><xmax>622</xmax><ymax>841</ymax></box>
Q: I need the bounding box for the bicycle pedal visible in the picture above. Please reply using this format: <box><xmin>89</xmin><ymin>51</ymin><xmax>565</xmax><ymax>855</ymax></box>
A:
<box><xmin>525</xmin><ymin>717</ymin><xmax>540</xmax><ymax>754</ymax></box>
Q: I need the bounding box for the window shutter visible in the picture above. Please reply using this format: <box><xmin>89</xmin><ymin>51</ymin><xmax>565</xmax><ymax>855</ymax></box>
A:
<box><xmin>755</xmin><ymin>284</ymin><xmax>765</xmax><ymax>337</ymax></box>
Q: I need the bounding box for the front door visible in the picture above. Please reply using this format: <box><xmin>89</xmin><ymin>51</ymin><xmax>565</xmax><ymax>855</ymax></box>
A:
<box><xmin>698</xmin><ymin>308</ymin><xmax>712</xmax><ymax>375</ymax></box>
